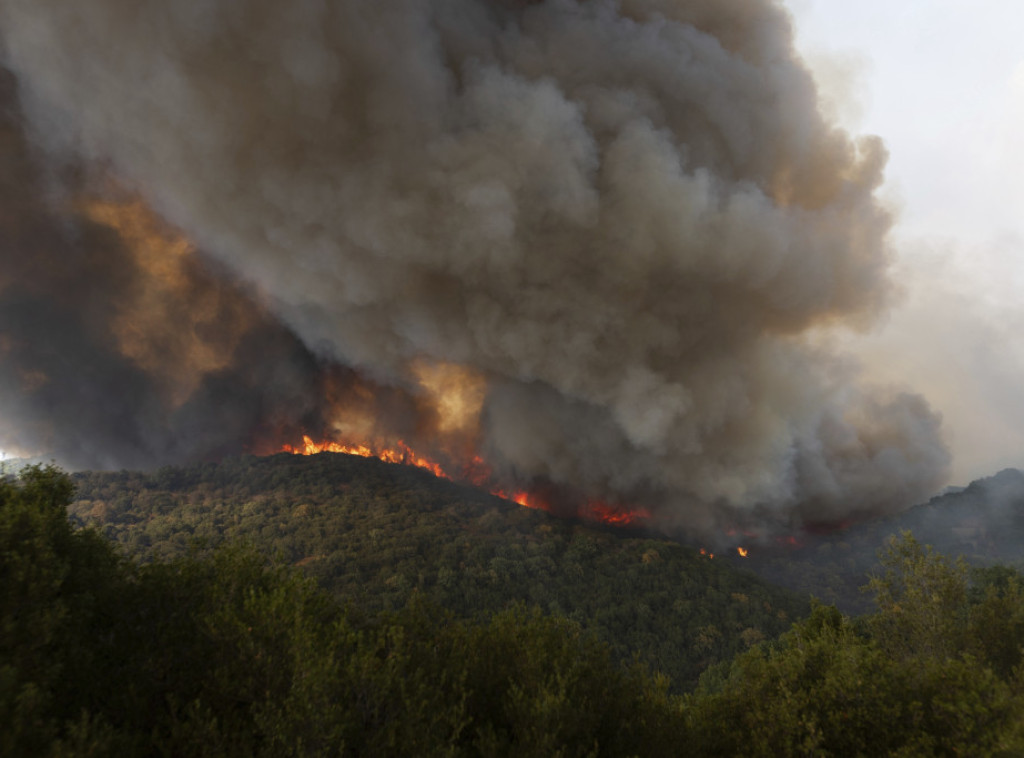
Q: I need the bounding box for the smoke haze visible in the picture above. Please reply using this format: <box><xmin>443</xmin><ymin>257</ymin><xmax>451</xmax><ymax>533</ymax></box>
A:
<box><xmin>0</xmin><ymin>0</ymin><xmax>950</xmax><ymax>532</ymax></box>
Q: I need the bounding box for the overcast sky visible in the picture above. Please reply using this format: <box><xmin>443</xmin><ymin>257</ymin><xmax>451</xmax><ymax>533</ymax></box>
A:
<box><xmin>786</xmin><ymin>0</ymin><xmax>1024</xmax><ymax>483</ymax></box>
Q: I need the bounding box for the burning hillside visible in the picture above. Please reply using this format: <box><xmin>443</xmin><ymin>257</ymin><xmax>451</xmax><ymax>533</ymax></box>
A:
<box><xmin>278</xmin><ymin>434</ymin><xmax>653</xmax><ymax>527</ymax></box>
<box><xmin>0</xmin><ymin>0</ymin><xmax>949</xmax><ymax>538</ymax></box>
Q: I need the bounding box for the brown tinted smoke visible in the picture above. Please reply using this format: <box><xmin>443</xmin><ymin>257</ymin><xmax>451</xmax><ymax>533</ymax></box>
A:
<box><xmin>0</xmin><ymin>68</ymin><xmax>402</xmax><ymax>470</ymax></box>
<box><xmin>0</xmin><ymin>0</ymin><xmax>950</xmax><ymax>532</ymax></box>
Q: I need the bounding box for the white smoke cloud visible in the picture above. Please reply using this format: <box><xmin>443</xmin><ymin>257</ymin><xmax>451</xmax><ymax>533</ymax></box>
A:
<box><xmin>0</xmin><ymin>0</ymin><xmax>949</xmax><ymax>530</ymax></box>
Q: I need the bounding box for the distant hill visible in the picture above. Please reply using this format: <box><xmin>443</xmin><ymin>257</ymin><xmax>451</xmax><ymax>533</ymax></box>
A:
<box><xmin>68</xmin><ymin>452</ymin><xmax>807</xmax><ymax>691</ymax></box>
<box><xmin>746</xmin><ymin>468</ymin><xmax>1024</xmax><ymax>612</ymax></box>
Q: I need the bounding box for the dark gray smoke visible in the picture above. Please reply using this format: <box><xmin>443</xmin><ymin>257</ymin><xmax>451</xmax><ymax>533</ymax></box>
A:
<box><xmin>0</xmin><ymin>67</ymin><xmax>397</xmax><ymax>469</ymax></box>
<box><xmin>0</xmin><ymin>0</ymin><xmax>950</xmax><ymax>531</ymax></box>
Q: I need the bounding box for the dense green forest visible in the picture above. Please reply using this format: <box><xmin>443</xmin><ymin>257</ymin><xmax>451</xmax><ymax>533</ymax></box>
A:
<box><xmin>6</xmin><ymin>464</ymin><xmax>1024</xmax><ymax>755</ymax></box>
<box><xmin>56</xmin><ymin>450</ymin><xmax>1024</xmax><ymax>622</ymax></box>
<box><xmin>66</xmin><ymin>452</ymin><xmax>807</xmax><ymax>689</ymax></box>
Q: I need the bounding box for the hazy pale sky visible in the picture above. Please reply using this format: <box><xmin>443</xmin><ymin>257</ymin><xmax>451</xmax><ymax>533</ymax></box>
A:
<box><xmin>786</xmin><ymin>0</ymin><xmax>1024</xmax><ymax>484</ymax></box>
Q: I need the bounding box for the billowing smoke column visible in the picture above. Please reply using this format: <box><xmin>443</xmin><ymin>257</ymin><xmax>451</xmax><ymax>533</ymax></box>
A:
<box><xmin>0</xmin><ymin>0</ymin><xmax>950</xmax><ymax>532</ymax></box>
<box><xmin>0</xmin><ymin>67</ymin><xmax>421</xmax><ymax>470</ymax></box>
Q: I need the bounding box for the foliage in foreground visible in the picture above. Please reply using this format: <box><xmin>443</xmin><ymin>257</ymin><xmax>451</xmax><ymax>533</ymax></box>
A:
<box><xmin>687</xmin><ymin>534</ymin><xmax>1024</xmax><ymax>756</ymax></box>
<box><xmin>6</xmin><ymin>466</ymin><xmax>1024</xmax><ymax>756</ymax></box>
<box><xmin>3</xmin><ymin>465</ymin><xmax>680</xmax><ymax>756</ymax></box>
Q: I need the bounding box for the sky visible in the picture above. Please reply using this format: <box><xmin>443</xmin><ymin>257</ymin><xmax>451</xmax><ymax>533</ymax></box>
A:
<box><xmin>785</xmin><ymin>0</ymin><xmax>1024</xmax><ymax>484</ymax></box>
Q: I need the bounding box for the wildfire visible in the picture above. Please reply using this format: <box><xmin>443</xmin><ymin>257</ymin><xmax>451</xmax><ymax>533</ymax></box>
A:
<box><xmin>587</xmin><ymin>501</ymin><xmax>652</xmax><ymax>526</ymax></box>
<box><xmin>283</xmin><ymin>435</ymin><xmax>449</xmax><ymax>479</ymax></box>
<box><xmin>282</xmin><ymin>435</ymin><xmax>649</xmax><ymax>528</ymax></box>
<box><xmin>737</xmin><ymin>547</ymin><xmax>749</xmax><ymax>557</ymax></box>
<box><xmin>699</xmin><ymin>548</ymin><xmax>714</xmax><ymax>559</ymax></box>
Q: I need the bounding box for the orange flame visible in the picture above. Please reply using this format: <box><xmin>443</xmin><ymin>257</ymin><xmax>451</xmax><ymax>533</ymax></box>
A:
<box><xmin>699</xmin><ymin>548</ymin><xmax>714</xmax><ymax>559</ymax></box>
<box><xmin>282</xmin><ymin>435</ymin><xmax>449</xmax><ymax>479</ymax></box>
<box><xmin>737</xmin><ymin>546</ymin><xmax>749</xmax><ymax>557</ymax></box>
<box><xmin>281</xmin><ymin>434</ymin><xmax>649</xmax><ymax>528</ymax></box>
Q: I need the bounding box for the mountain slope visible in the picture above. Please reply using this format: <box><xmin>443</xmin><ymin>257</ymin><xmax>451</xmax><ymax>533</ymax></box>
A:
<box><xmin>747</xmin><ymin>468</ymin><xmax>1024</xmax><ymax>612</ymax></box>
<box><xmin>69</xmin><ymin>452</ymin><xmax>807</xmax><ymax>690</ymax></box>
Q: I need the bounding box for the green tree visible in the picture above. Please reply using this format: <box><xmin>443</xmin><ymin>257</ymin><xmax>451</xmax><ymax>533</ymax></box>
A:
<box><xmin>2</xmin><ymin>465</ymin><xmax>689</xmax><ymax>756</ymax></box>
<box><xmin>687</xmin><ymin>535</ymin><xmax>1024</xmax><ymax>757</ymax></box>
<box><xmin>0</xmin><ymin>465</ymin><xmax>127</xmax><ymax>755</ymax></box>
<box><xmin>866</xmin><ymin>532</ymin><xmax>969</xmax><ymax>661</ymax></box>
<box><xmin>966</xmin><ymin>566</ymin><xmax>1024</xmax><ymax>681</ymax></box>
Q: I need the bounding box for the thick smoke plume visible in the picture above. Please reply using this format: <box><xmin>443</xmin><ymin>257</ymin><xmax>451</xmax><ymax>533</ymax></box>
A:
<box><xmin>0</xmin><ymin>0</ymin><xmax>950</xmax><ymax>532</ymax></box>
<box><xmin>0</xmin><ymin>68</ymin><xmax>419</xmax><ymax>470</ymax></box>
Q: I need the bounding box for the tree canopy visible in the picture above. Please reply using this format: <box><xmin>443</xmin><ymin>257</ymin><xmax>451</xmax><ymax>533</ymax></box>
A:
<box><xmin>68</xmin><ymin>452</ymin><xmax>807</xmax><ymax>690</ymax></box>
<box><xmin>6</xmin><ymin>465</ymin><xmax>1024</xmax><ymax>756</ymax></box>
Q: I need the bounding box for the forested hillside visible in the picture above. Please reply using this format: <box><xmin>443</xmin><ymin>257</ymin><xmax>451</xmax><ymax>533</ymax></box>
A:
<box><xmin>2</xmin><ymin>465</ymin><xmax>684</xmax><ymax>756</ymax></box>
<box><xmin>68</xmin><ymin>452</ymin><xmax>806</xmax><ymax>690</ymax></box>
<box><xmin>6</xmin><ymin>465</ymin><xmax>1024</xmax><ymax>756</ymax></box>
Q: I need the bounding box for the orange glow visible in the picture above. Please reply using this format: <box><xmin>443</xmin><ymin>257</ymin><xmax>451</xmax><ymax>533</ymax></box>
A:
<box><xmin>411</xmin><ymin>360</ymin><xmax>487</xmax><ymax>435</ymax></box>
<box><xmin>699</xmin><ymin>548</ymin><xmax>715</xmax><ymax>559</ymax></box>
<box><xmin>282</xmin><ymin>435</ymin><xmax>650</xmax><ymax>528</ymax></box>
<box><xmin>283</xmin><ymin>435</ymin><xmax>449</xmax><ymax>479</ymax></box>
<box><xmin>737</xmin><ymin>546</ymin><xmax>749</xmax><ymax>557</ymax></box>
<box><xmin>587</xmin><ymin>500</ymin><xmax>652</xmax><ymax>527</ymax></box>
<box><xmin>81</xmin><ymin>194</ymin><xmax>256</xmax><ymax>407</ymax></box>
